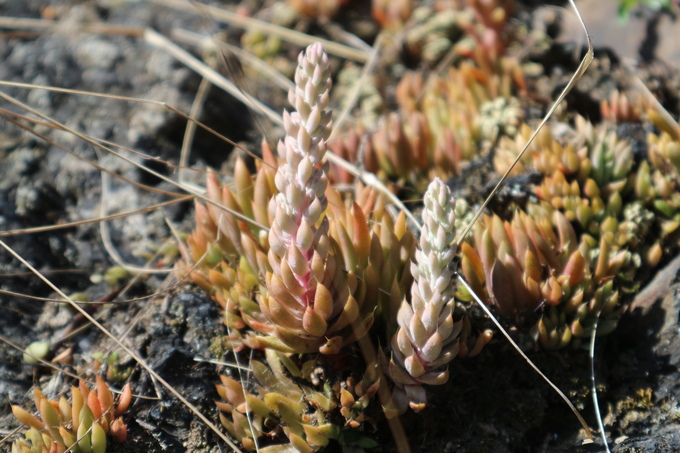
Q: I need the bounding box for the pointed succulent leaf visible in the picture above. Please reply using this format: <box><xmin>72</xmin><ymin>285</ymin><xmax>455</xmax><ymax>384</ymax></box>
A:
<box><xmin>490</xmin><ymin>260</ymin><xmax>516</xmax><ymax>314</ymax></box>
<box><xmin>302</xmin><ymin>306</ymin><xmax>328</xmax><ymax>337</ymax></box>
<box><xmin>39</xmin><ymin>397</ymin><xmax>64</xmax><ymax>445</ymax></box>
<box><xmin>11</xmin><ymin>405</ymin><xmax>44</xmax><ymax>430</ymax></box>
<box><xmin>91</xmin><ymin>422</ymin><xmax>107</xmax><ymax>453</ymax></box>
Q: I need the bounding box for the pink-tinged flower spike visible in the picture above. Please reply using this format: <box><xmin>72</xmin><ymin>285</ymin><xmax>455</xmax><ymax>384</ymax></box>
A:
<box><xmin>263</xmin><ymin>43</ymin><xmax>347</xmax><ymax>353</ymax></box>
<box><xmin>389</xmin><ymin>178</ymin><xmax>464</xmax><ymax>412</ymax></box>
<box><xmin>267</xmin><ymin>43</ymin><xmax>332</xmax><ymax>270</ymax></box>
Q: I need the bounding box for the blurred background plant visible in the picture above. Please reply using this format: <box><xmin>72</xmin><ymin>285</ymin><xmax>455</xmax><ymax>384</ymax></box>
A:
<box><xmin>614</xmin><ymin>0</ymin><xmax>676</xmax><ymax>20</ymax></box>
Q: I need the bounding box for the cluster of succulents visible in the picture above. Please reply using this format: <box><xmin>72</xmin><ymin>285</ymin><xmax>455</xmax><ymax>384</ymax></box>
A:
<box><xmin>638</xmin><ymin>130</ymin><xmax>680</xmax><ymax>238</ymax></box>
<box><xmin>181</xmin><ymin>43</ymin><xmax>423</xmax><ymax>450</ymax></box>
<box><xmin>403</xmin><ymin>0</ymin><xmax>517</xmax><ymax>66</ymax></box>
<box><xmin>215</xmin><ymin>349</ymin><xmax>381</xmax><ymax>452</ymax></box>
<box><xmin>6</xmin><ymin>0</ymin><xmax>680</xmax><ymax>450</ymax></box>
<box><xmin>404</xmin><ymin>6</ymin><xmax>470</xmax><ymax>64</ymax></box>
<box><xmin>273</xmin><ymin>0</ymin><xmax>526</xmax><ymax>192</ymax></box>
<box><xmin>332</xmin><ymin>56</ymin><xmax>526</xmax><ymax>191</ymax></box>
<box><xmin>10</xmin><ymin>377</ymin><xmax>131</xmax><ymax>453</ymax></box>
<box><xmin>182</xmin><ymin>4</ymin><xmax>680</xmax><ymax>447</ymax></box>
<box><xmin>462</xmin><ymin>0</ymin><xmax>517</xmax><ymax>64</ymax></box>
<box><xmin>471</xmin><ymin>94</ymin><xmax>680</xmax><ymax>349</ymax></box>
<box><xmin>600</xmin><ymin>90</ymin><xmax>642</xmax><ymax>123</ymax></box>
<box><xmin>459</xmin><ymin>205</ymin><xmax>626</xmax><ymax>349</ymax></box>
<box><xmin>184</xmin><ymin>43</ymin><xmax>414</xmax><ymax>353</ymax></box>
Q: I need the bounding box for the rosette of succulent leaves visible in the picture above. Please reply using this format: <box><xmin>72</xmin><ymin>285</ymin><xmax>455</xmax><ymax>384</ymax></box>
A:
<box><xmin>181</xmin><ymin>43</ymin><xmax>417</xmax><ymax>451</ymax></box>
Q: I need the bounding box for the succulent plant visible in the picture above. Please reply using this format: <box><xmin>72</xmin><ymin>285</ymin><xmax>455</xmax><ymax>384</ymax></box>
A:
<box><xmin>637</xmin><ymin>131</ymin><xmax>680</xmax><ymax>237</ymax></box>
<box><xmin>485</xmin><ymin>105</ymin><xmax>680</xmax><ymax>350</ymax></box>
<box><xmin>527</xmin><ymin>117</ymin><xmax>676</xmax><ymax>269</ymax></box>
<box><xmin>648</xmin><ymin>131</ymin><xmax>680</xmax><ymax>182</ymax></box>
<box><xmin>463</xmin><ymin>0</ymin><xmax>517</xmax><ymax>62</ymax></box>
<box><xmin>478</xmin><ymin>95</ymin><xmax>523</xmax><ymax>141</ymax></box>
<box><xmin>261</xmin><ymin>41</ymin><xmax>351</xmax><ymax>354</ymax></box>
<box><xmin>459</xmin><ymin>203</ymin><xmax>631</xmax><ymax>349</ymax></box>
<box><xmin>196</xmin><ymin>176</ymin><xmax>415</xmax><ymax>448</ymax></box>
<box><xmin>403</xmin><ymin>0</ymin><xmax>517</xmax><ymax>66</ymax></box>
<box><xmin>496</xmin><ymin>117</ymin><xmax>636</xmax><ymax>237</ymax></box>
<box><xmin>600</xmin><ymin>90</ymin><xmax>642</xmax><ymax>123</ymax></box>
<box><xmin>404</xmin><ymin>6</ymin><xmax>469</xmax><ymax>64</ymax></box>
<box><xmin>179</xmin><ymin>30</ymin><xmax>680</xmax><ymax>448</ymax></box>
<box><xmin>387</xmin><ymin>179</ymin><xmax>490</xmax><ymax>412</ymax></box>
<box><xmin>493</xmin><ymin>121</ymin><xmax>557</xmax><ymax>177</ymax></box>
<box><xmin>373</xmin><ymin>0</ymin><xmax>414</xmax><ymax>30</ymax></box>
<box><xmin>10</xmin><ymin>376</ymin><xmax>131</xmax><ymax>453</ymax></box>
<box><xmin>418</xmin><ymin>58</ymin><xmax>526</xmax><ymax>157</ymax></box>
<box><xmin>332</xmin><ymin>63</ymin><xmax>384</xmax><ymax>131</ymax></box>
<box><xmin>353</xmin><ymin>57</ymin><xmax>526</xmax><ymax>189</ymax></box>
<box><xmin>181</xmin><ymin>43</ymin><xmax>416</xmax><ymax>357</ymax></box>
<box><xmin>575</xmin><ymin>116</ymin><xmax>634</xmax><ymax>193</ymax></box>
<box><xmin>216</xmin><ymin>349</ymin><xmax>336</xmax><ymax>452</ymax></box>
<box><xmin>216</xmin><ymin>349</ymin><xmax>382</xmax><ymax>452</ymax></box>
<box><xmin>326</xmin><ymin>128</ymin><xmax>365</xmax><ymax>185</ymax></box>
<box><xmin>364</xmin><ymin>111</ymin><xmax>434</xmax><ymax>182</ymax></box>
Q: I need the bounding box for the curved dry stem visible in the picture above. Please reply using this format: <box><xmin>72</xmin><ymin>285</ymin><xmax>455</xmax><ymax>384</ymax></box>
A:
<box><xmin>624</xmin><ymin>58</ymin><xmax>680</xmax><ymax>138</ymax></box>
<box><xmin>450</xmin><ymin>1</ymin><xmax>595</xmax><ymax>438</ymax></box>
<box><xmin>0</xmin><ymin>108</ymin><xmax>184</xmax><ymax>199</ymax></box>
<box><xmin>99</xmin><ymin>171</ymin><xmax>174</xmax><ymax>274</ymax></box>
<box><xmin>172</xmin><ymin>28</ymin><xmax>296</xmax><ymax>93</ymax></box>
<box><xmin>192</xmin><ymin>356</ymin><xmax>252</xmax><ymax>372</ymax></box>
<box><xmin>0</xmin><ymin>427</ymin><xmax>22</xmax><ymax>449</ymax></box>
<box><xmin>0</xmin><ymin>15</ymin><xmax>144</xmax><ymax>37</ymax></box>
<box><xmin>144</xmin><ymin>28</ymin><xmax>282</xmax><ymax>126</ymax></box>
<box><xmin>590</xmin><ymin>306</ymin><xmax>611</xmax><ymax>452</ymax></box>
<box><xmin>0</xmin><ymin>81</ymin><xmax>269</xmax><ymax>173</ymax></box>
<box><xmin>180</xmin><ymin>76</ymin><xmax>213</xmax><ymax>192</ymax></box>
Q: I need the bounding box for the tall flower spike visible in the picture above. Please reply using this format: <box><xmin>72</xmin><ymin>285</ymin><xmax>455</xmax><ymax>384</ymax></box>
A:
<box><xmin>389</xmin><ymin>178</ymin><xmax>464</xmax><ymax>412</ymax></box>
<box><xmin>263</xmin><ymin>43</ymin><xmax>348</xmax><ymax>353</ymax></box>
<box><xmin>268</xmin><ymin>43</ymin><xmax>332</xmax><ymax>264</ymax></box>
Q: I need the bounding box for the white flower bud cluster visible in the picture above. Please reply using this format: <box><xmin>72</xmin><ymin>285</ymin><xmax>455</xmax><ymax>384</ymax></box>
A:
<box><xmin>268</xmin><ymin>42</ymin><xmax>333</xmax><ymax>281</ymax></box>
<box><xmin>389</xmin><ymin>178</ymin><xmax>463</xmax><ymax>410</ymax></box>
<box><xmin>262</xmin><ymin>43</ymin><xmax>350</xmax><ymax>353</ymax></box>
